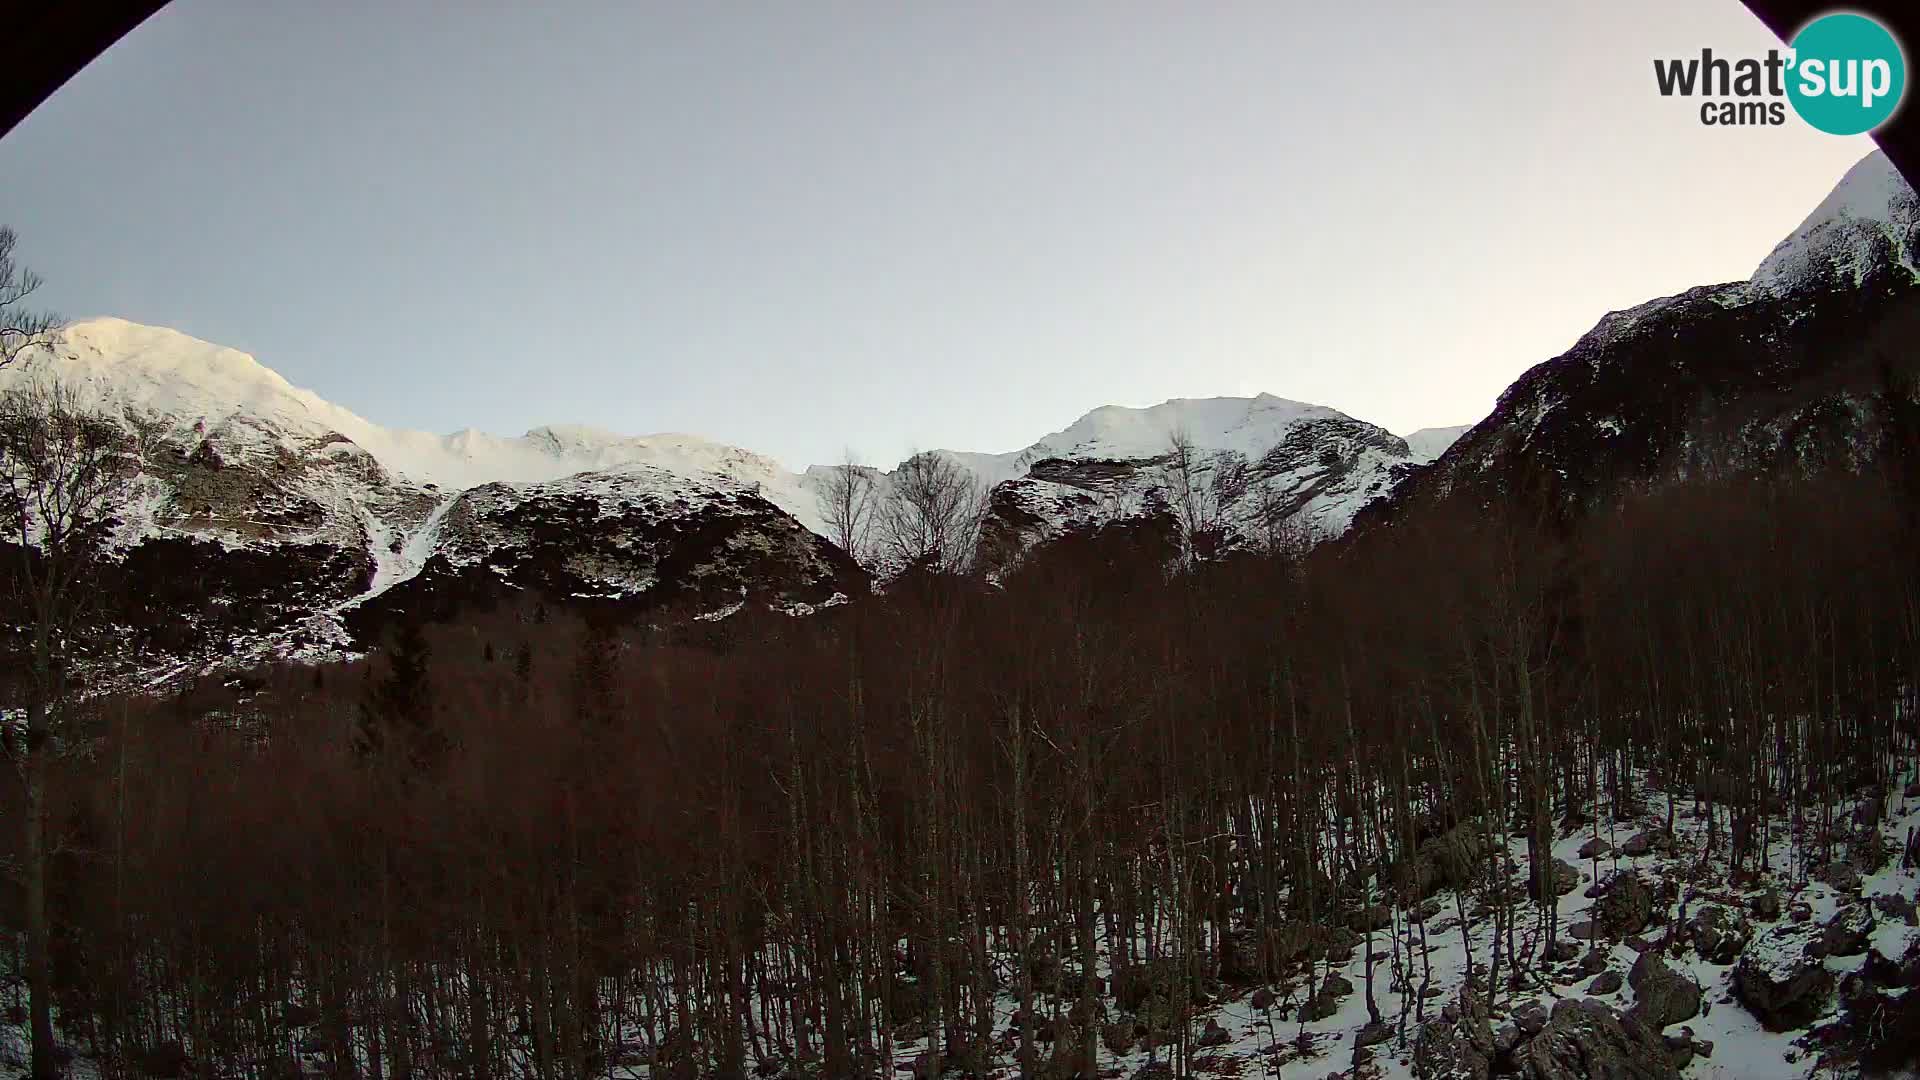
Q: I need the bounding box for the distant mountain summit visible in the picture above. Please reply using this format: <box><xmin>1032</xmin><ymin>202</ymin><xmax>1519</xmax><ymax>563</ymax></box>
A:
<box><xmin>1375</xmin><ymin>149</ymin><xmax>1919</xmax><ymax>527</ymax></box>
<box><xmin>2</xmin><ymin>318</ymin><xmax>1460</xmax><ymax>675</ymax></box>
<box><xmin>16</xmin><ymin>151</ymin><xmax>1906</xmax><ymax>677</ymax></box>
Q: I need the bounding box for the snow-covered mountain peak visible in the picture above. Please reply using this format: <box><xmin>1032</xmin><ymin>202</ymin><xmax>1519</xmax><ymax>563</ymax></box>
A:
<box><xmin>1403</xmin><ymin>425</ymin><xmax>1472</xmax><ymax>464</ymax></box>
<box><xmin>1025</xmin><ymin>394</ymin><xmax>1344</xmax><ymax>462</ymax></box>
<box><xmin>1754</xmin><ymin>149</ymin><xmax>1918</xmax><ymax>293</ymax></box>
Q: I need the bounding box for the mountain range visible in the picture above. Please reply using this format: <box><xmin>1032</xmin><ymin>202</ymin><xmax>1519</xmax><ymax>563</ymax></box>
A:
<box><xmin>3</xmin><ymin>149</ymin><xmax>1916</xmax><ymax>681</ymax></box>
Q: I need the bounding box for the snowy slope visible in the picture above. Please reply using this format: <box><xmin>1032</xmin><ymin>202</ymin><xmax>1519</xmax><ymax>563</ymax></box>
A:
<box><xmin>1387</xmin><ymin>149</ymin><xmax>1920</xmax><ymax>522</ymax></box>
<box><xmin>1753</xmin><ymin>149</ymin><xmax>1920</xmax><ymax>295</ymax></box>
<box><xmin>958</xmin><ymin>396</ymin><xmax>1464</xmax><ymax>567</ymax></box>
<box><xmin>33</xmin><ymin>318</ymin><xmax>828</xmax><ymax>532</ymax></box>
<box><xmin>0</xmin><ymin>317</ymin><xmax>1473</xmax><ymax>665</ymax></box>
<box><xmin>1404</xmin><ymin>425</ymin><xmax>1472</xmax><ymax>465</ymax></box>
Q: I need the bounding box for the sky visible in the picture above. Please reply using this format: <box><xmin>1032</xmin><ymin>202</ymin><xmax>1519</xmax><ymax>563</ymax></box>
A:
<box><xmin>0</xmin><ymin>0</ymin><xmax>1882</xmax><ymax>469</ymax></box>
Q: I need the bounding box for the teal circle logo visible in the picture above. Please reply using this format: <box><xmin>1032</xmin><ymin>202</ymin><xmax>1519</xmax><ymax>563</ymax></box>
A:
<box><xmin>1787</xmin><ymin>13</ymin><xmax>1906</xmax><ymax>135</ymax></box>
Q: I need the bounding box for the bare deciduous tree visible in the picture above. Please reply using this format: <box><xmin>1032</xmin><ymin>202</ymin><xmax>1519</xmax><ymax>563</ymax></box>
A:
<box><xmin>1</xmin><ymin>377</ymin><xmax>135</xmax><ymax>1080</ymax></box>
<box><xmin>879</xmin><ymin>451</ymin><xmax>984</xmax><ymax>574</ymax></box>
<box><xmin>815</xmin><ymin>450</ymin><xmax>878</xmax><ymax>567</ymax></box>
<box><xmin>1155</xmin><ymin>427</ymin><xmax>1218</xmax><ymax>565</ymax></box>
<box><xmin>0</xmin><ymin>227</ymin><xmax>60</xmax><ymax>371</ymax></box>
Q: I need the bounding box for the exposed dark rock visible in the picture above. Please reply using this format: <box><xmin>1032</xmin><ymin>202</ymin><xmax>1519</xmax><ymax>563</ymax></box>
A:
<box><xmin>1513</xmin><ymin>1000</ymin><xmax>1551</xmax><ymax>1037</ymax></box>
<box><xmin>1816</xmin><ymin>862</ymin><xmax>1864</xmax><ymax>894</ymax></box>
<box><xmin>1595</xmin><ymin>874</ymin><xmax>1655</xmax><ymax>938</ymax></box>
<box><xmin>1874</xmin><ymin>892</ymin><xmax>1918</xmax><ymax>926</ymax></box>
<box><xmin>1518</xmin><ymin>998</ymin><xmax>1678</xmax><ymax>1080</ymax></box>
<box><xmin>1819</xmin><ymin>904</ymin><xmax>1875</xmax><ymax>958</ymax></box>
<box><xmin>1529</xmin><ymin>858</ymin><xmax>1581</xmax><ymax>901</ymax></box>
<box><xmin>1627</xmin><ymin>952</ymin><xmax>1701</xmax><ymax>1030</ymax></box>
<box><xmin>1735</xmin><ymin>925</ymin><xmax>1836</xmax><ymax>1031</ymax></box>
<box><xmin>1412</xmin><ymin>987</ymin><xmax>1494</xmax><ymax>1080</ymax></box>
<box><xmin>1686</xmin><ymin>905</ymin><xmax>1752</xmax><ymax>965</ymax></box>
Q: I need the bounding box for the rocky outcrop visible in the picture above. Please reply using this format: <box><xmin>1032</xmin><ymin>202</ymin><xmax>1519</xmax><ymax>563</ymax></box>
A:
<box><xmin>973</xmin><ymin>401</ymin><xmax>1440</xmax><ymax>574</ymax></box>
<box><xmin>1686</xmin><ymin>905</ymin><xmax>1751</xmax><ymax>965</ymax></box>
<box><xmin>1735</xmin><ymin>922</ymin><xmax>1836</xmax><ymax>1031</ymax></box>
<box><xmin>1518</xmin><ymin>998</ymin><xmax>1678</xmax><ymax>1080</ymax></box>
<box><xmin>1412</xmin><ymin>987</ymin><xmax>1495</xmax><ymax>1080</ymax></box>
<box><xmin>1363</xmin><ymin>150</ymin><xmax>1920</xmax><ymax>537</ymax></box>
<box><xmin>1625</xmin><ymin>952</ymin><xmax>1700</xmax><ymax>1030</ymax></box>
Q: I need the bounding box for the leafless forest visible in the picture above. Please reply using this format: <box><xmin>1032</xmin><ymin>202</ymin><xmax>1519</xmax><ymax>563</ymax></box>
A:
<box><xmin>6</xmin><ymin>441</ymin><xmax>1920</xmax><ymax>1079</ymax></box>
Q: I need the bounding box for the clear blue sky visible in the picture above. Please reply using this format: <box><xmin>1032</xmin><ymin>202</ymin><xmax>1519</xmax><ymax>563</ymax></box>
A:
<box><xmin>0</xmin><ymin>0</ymin><xmax>1877</xmax><ymax>468</ymax></box>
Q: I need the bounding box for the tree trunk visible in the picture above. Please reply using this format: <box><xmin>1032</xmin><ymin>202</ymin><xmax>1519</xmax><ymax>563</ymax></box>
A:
<box><xmin>26</xmin><ymin>691</ymin><xmax>58</xmax><ymax>1080</ymax></box>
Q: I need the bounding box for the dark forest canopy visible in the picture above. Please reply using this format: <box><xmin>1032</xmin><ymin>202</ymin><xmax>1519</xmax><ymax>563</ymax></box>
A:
<box><xmin>4</xmin><ymin>456</ymin><xmax>1919</xmax><ymax>1079</ymax></box>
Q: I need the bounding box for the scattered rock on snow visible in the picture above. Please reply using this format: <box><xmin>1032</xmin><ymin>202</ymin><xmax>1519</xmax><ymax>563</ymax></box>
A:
<box><xmin>1596</xmin><ymin>873</ymin><xmax>1656</xmax><ymax>937</ymax></box>
<box><xmin>1686</xmin><ymin>904</ymin><xmax>1752</xmax><ymax>965</ymax></box>
<box><xmin>1627</xmin><ymin>951</ymin><xmax>1701</xmax><ymax>1030</ymax></box>
<box><xmin>1412</xmin><ymin>987</ymin><xmax>1495</xmax><ymax>1080</ymax></box>
<box><xmin>1873</xmin><ymin>891</ymin><xmax>1918</xmax><ymax>926</ymax></box>
<box><xmin>1589</xmin><ymin>970</ymin><xmax>1624</xmax><ymax>995</ymax></box>
<box><xmin>1816</xmin><ymin>904</ymin><xmax>1875</xmax><ymax>959</ymax></box>
<box><xmin>1734</xmin><ymin>924</ymin><xmax>1836</xmax><ymax>1031</ymax></box>
<box><xmin>1816</xmin><ymin>861</ymin><xmax>1863</xmax><ymax>894</ymax></box>
<box><xmin>1620</xmin><ymin>830</ymin><xmax>1670</xmax><ymax>858</ymax></box>
<box><xmin>1354</xmin><ymin>1020</ymin><xmax>1392</xmax><ymax>1048</ymax></box>
<box><xmin>1518</xmin><ymin>998</ymin><xmax>1678</xmax><ymax>1080</ymax></box>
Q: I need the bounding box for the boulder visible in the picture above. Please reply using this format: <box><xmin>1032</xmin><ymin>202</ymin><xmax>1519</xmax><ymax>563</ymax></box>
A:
<box><xmin>1816</xmin><ymin>861</ymin><xmax>1863</xmax><ymax>894</ymax></box>
<box><xmin>1412</xmin><ymin>987</ymin><xmax>1495</xmax><ymax>1080</ymax></box>
<box><xmin>1627</xmin><ymin>952</ymin><xmax>1701</xmax><ymax>1030</ymax></box>
<box><xmin>1686</xmin><ymin>905</ymin><xmax>1751</xmax><ymax>965</ymax></box>
<box><xmin>1530</xmin><ymin>858</ymin><xmax>1581</xmax><ymax>901</ymax></box>
<box><xmin>1818</xmin><ymin>904</ymin><xmax>1875</xmax><ymax>959</ymax></box>
<box><xmin>1589</xmin><ymin>971</ymin><xmax>1624</xmax><ymax>995</ymax></box>
<box><xmin>1579</xmin><ymin>837</ymin><xmax>1614</xmax><ymax>860</ymax></box>
<box><xmin>1298</xmin><ymin>974</ymin><xmax>1354</xmax><ymax>1023</ymax></box>
<box><xmin>1873</xmin><ymin>892</ymin><xmax>1919</xmax><ymax>926</ymax></box>
<box><xmin>1595</xmin><ymin>873</ymin><xmax>1655</xmax><ymax>937</ymax></box>
<box><xmin>1519</xmin><ymin>998</ymin><xmax>1678</xmax><ymax>1080</ymax></box>
<box><xmin>1354</xmin><ymin>1020</ymin><xmax>1392</xmax><ymax>1049</ymax></box>
<box><xmin>1734</xmin><ymin>926</ymin><xmax>1835</xmax><ymax>1031</ymax></box>
<box><xmin>1348</xmin><ymin>903</ymin><xmax>1393</xmax><ymax>933</ymax></box>
<box><xmin>1513</xmin><ymin>999</ymin><xmax>1551</xmax><ymax>1036</ymax></box>
<box><xmin>1402</xmin><ymin>823</ymin><xmax>1489</xmax><ymax>899</ymax></box>
<box><xmin>1621</xmin><ymin>830</ymin><xmax>1670</xmax><ymax>858</ymax></box>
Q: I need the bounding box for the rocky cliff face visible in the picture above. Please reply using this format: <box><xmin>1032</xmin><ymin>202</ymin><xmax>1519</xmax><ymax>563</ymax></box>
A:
<box><xmin>963</xmin><ymin>396</ymin><xmax>1448</xmax><ymax>572</ymax></box>
<box><xmin>0</xmin><ymin>319</ymin><xmax>862</xmax><ymax>678</ymax></box>
<box><xmin>0</xmin><ymin>317</ymin><xmax>1466</xmax><ymax>675</ymax></box>
<box><xmin>1373</xmin><ymin>150</ymin><xmax>1920</xmax><ymax>528</ymax></box>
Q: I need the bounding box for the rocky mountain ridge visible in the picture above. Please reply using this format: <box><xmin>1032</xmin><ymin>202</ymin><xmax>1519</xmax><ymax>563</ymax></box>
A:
<box><xmin>1376</xmin><ymin>150</ymin><xmax>1920</xmax><ymax>527</ymax></box>
<box><xmin>0</xmin><ymin>318</ymin><xmax>1462</xmax><ymax>673</ymax></box>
